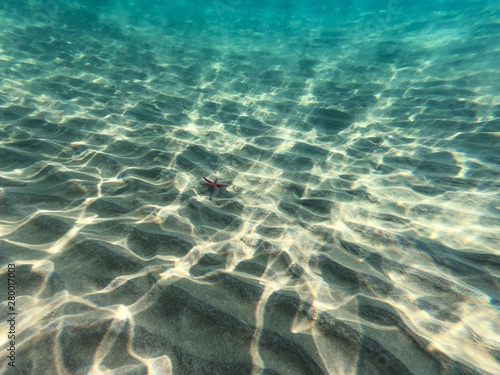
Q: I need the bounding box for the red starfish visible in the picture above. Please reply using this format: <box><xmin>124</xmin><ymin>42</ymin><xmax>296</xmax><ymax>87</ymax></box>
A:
<box><xmin>202</xmin><ymin>177</ymin><xmax>230</xmax><ymax>189</ymax></box>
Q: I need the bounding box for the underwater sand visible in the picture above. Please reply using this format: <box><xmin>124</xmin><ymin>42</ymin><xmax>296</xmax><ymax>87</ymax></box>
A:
<box><xmin>0</xmin><ymin>1</ymin><xmax>499</xmax><ymax>374</ymax></box>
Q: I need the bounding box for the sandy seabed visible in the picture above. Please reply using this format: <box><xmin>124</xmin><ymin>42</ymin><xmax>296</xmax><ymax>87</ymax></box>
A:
<box><xmin>0</xmin><ymin>1</ymin><xmax>499</xmax><ymax>374</ymax></box>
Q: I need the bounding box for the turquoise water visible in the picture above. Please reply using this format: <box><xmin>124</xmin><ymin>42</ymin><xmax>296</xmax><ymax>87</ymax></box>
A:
<box><xmin>0</xmin><ymin>1</ymin><xmax>499</xmax><ymax>374</ymax></box>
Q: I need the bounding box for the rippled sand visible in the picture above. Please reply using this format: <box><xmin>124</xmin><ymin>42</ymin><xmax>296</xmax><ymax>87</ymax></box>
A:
<box><xmin>0</xmin><ymin>2</ymin><xmax>499</xmax><ymax>375</ymax></box>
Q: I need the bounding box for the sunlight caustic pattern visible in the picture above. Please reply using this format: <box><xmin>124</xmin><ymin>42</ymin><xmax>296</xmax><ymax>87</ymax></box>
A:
<box><xmin>0</xmin><ymin>1</ymin><xmax>499</xmax><ymax>374</ymax></box>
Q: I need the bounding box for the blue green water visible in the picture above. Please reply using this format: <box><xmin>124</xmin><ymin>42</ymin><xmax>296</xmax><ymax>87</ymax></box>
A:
<box><xmin>0</xmin><ymin>1</ymin><xmax>499</xmax><ymax>374</ymax></box>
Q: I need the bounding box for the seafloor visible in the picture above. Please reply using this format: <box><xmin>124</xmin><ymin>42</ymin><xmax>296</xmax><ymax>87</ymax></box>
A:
<box><xmin>0</xmin><ymin>1</ymin><xmax>499</xmax><ymax>375</ymax></box>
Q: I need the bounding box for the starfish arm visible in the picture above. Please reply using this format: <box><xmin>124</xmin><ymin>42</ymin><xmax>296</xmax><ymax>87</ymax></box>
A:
<box><xmin>202</xmin><ymin>177</ymin><xmax>212</xmax><ymax>183</ymax></box>
<box><xmin>214</xmin><ymin>178</ymin><xmax>218</xmax><ymax>184</ymax></box>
